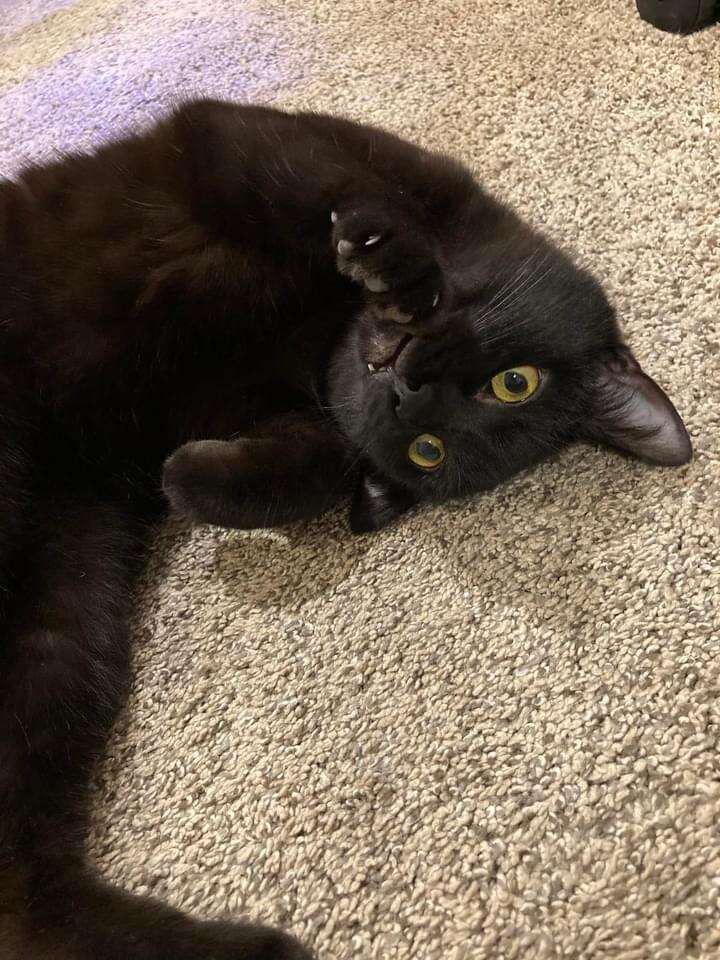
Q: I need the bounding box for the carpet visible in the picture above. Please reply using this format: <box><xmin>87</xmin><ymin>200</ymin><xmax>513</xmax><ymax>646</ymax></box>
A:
<box><xmin>1</xmin><ymin>1</ymin><xmax>719</xmax><ymax>957</ymax></box>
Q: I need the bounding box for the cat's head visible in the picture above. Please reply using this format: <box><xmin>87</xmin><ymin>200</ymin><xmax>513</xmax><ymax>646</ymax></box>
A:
<box><xmin>328</xmin><ymin>231</ymin><xmax>691</xmax><ymax>533</ymax></box>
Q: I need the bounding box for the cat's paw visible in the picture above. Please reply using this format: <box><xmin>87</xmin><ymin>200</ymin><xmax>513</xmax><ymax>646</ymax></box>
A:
<box><xmin>331</xmin><ymin>202</ymin><xmax>445</xmax><ymax>328</ymax></box>
<box><xmin>162</xmin><ymin>439</ymin><xmax>244</xmax><ymax>526</ymax></box>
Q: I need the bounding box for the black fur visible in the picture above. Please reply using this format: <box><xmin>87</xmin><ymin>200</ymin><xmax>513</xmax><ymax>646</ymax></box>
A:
<box><xmin>0</xmin><ymin>98</ymin><xmax>690</xmax><ymax>959</ymax></box>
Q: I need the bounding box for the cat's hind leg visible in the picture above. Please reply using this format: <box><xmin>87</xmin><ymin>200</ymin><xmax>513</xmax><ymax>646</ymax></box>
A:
<box><xmin>0</xmin><ymin>485</ymin><xmax>312</xmax><ymax>960</ymax></box>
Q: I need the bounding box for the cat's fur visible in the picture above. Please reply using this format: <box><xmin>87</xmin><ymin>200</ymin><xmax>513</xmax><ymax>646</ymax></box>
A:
<box><xmin>0</xmin><ymin>99</ymin><xmax>690</xmax><ymax>960</ymax></box>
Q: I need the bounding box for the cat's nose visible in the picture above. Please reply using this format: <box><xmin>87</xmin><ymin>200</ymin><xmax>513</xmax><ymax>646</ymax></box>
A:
<box><xmin>391</xmin><ymin>377</ymin><xmax>440</xmax><ymax>425</ymax></box>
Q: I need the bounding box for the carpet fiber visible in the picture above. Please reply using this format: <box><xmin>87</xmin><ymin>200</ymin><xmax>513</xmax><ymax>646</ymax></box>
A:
<box><xmin>2</xmin><ymin>2</ymin><xmax>719</xmax><ymax>957</ymax></box>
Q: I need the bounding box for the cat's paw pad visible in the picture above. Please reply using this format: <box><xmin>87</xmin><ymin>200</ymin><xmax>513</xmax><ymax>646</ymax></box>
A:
<box><xmin>331</xmin><ymin>204</ymin><xmax>444</xmax><ymax>325</ymax></box>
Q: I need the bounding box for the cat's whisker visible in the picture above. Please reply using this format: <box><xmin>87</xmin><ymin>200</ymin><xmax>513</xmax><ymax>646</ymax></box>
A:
<box><xmin>342</xmin><ymin>447</ymin><xmax>366</xmax><ymax>482</ymax></box>
<box><xmin>471</xmin><ymin>252</ymin><xmax>540</xmax><ymax>330</ymax></box>
<box><xmin>477</xmin><ymin>270</ymin><xmax>559</xmax><ymax>348</ymax></box>
<box><xmin>480</xmin><ymin>310</ymin><xmax>541</xmax><ymax>346</ymax></box>
<box><xmin>477</xmin><ymin>253</ymin><xmax>541</xmax><ymax>320</ymax></box>
<box><xmin>489</xmin><ymin>259</ymin><xmax>554</xmax><ymax>321</ymax></box>
<box><xmin>483</xmin><ymin>282</ymin><xmax>577</xmax><ymax>349</ymax></box>
<box><xmin>471</xmin><ymin>270</ymin><xmax>523</xmax><ymax>332</ymax></box>
<box><xmin>326</xmin><ymin>393</ymin><xmax>357</xmax><ymax>416</ymax></box>
<box><xmin>472</xmin><ymin>251</ymin><xmax>553</xmax><ymax>335</ymax></box>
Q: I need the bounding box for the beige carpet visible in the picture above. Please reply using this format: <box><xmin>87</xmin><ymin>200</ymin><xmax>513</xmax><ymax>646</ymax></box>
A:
<box><xmin>2</xmin><ymin>1</ymin><xmax>720</xmax><ymax>957</ymax></box>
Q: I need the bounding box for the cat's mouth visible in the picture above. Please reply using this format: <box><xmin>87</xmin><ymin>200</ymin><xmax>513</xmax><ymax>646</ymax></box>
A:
<box><xmin>366</xmin><ymin>332</ymin><xmax>413</xmax><ymax>374</ymax></box>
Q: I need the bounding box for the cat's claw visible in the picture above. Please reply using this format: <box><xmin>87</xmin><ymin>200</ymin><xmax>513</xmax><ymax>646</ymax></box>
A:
<box><xmin>337</xmin><ymin>235</ymin><xmax>383</xmax><ymax>257</ymax></box>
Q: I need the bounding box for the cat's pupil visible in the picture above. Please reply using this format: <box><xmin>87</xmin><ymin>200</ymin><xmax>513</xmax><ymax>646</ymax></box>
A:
<box><xmin>504</xmin><ymin>370</ymin><xmax>527</xmax><ymax>394</ymax></box>
<box><xmin>416</xmin><ymin>439</ymin><xmax>441</xmax><ymax>461</ymax></box>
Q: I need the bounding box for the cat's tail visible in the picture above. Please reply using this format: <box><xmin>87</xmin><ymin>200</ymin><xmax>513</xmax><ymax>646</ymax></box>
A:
<box><xmin>0</xmin><ymin>478</ymin><xmax>312</xmax><ymax>960</ymax></box>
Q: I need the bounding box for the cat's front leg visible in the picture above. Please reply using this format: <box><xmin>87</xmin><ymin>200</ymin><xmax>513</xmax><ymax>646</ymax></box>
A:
<box><xmin>330</xmin><ymin>200</ymin><xmax>448</xmax><ymax>334</ymax></box>
<box><xmin>162</xmin><ymin>415</ymin><xmax>351</xmax><ymax>530</ymax></box>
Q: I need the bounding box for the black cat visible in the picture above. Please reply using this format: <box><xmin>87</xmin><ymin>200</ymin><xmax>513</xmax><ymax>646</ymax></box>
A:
<box><xmin>0</xmin><ymin>99</ymin><xmax>690</xmax><ymax>960</ymax></box>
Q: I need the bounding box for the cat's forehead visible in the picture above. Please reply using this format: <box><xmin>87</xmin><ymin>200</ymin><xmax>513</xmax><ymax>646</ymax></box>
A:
<box><xmin>453</xmin><ymin>243</ymin><xmax>616</xmax><ymax>358</ymax></box>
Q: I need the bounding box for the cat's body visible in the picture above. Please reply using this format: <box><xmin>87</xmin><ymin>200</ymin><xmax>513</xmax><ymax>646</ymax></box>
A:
<box><xmin>0</xmin><ymin>99</ymin><xmax>690</xmax><ymax>960</ymax></box>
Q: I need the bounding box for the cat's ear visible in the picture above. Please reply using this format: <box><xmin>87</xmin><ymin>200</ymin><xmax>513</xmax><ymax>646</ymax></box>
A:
<box><xmin>349</xmin><ymin>471</ymin><xmax>418</xmax><ymax>534</ymax></box>
<box><xmin>584</xmin><ymin>347</ymin><xmax>692</xmax><ymax>466</ymax></box>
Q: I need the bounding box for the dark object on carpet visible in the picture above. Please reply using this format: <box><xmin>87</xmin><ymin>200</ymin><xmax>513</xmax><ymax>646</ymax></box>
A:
<box><xmin>636</xmin><ymin>0</ymin><xmax>717</xmax><ymax>32</ymax></box>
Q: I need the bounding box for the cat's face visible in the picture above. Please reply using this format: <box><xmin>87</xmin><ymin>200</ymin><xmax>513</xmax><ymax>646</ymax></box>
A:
<box><xmin>328</xmin><ymin>238</ymin><xmax>691</xmax><ymax>532</ymax></box>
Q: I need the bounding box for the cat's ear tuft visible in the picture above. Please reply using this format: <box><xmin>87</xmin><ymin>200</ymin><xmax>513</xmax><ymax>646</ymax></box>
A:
<box><xmin>585</xmin><ymin>347</ymin><xmax>692</xmax><ymax>466</ymax></box>
<box><xmin>349</xmin><ymin>471</ymin><xmax>418</xmax><ymax>534</ymax></box>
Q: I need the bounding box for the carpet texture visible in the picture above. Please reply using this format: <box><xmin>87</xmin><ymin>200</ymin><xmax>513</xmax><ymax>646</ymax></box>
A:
<box><xmin>2</xmin><ymin>2</ymin><xmax>719</xmax><ymax>958</ymax></box>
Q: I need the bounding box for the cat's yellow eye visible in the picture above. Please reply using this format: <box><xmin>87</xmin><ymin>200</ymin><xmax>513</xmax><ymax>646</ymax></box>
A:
<box><xmin>490</xmin><ymin>365</ymin><xmax>540</xmax><ymax>404</ymax></box>
<box><xmin>408</xmin><ymin>434</ymin><xmax>445</xmax><ymax>470</ymax></box>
